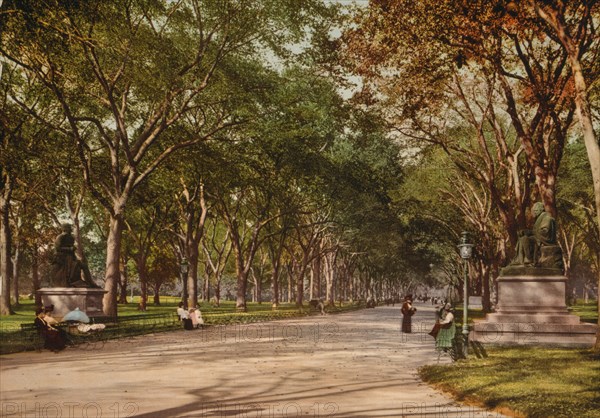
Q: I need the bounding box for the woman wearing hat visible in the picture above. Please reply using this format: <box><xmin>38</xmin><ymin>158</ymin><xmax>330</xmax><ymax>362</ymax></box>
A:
<box><xmin>435</xmin><ymin>303</ymin><xmax>455</xmax><ymax>352</ymax></box>
<box><xmin>34</xmin><ymin>307</ymin><xmax>66</xmax><ymax>352</ymax></box>
<box><xmin>401</xmin><ymin>294</ymin><xmax>417</xmax><ymax>333</ymax></box>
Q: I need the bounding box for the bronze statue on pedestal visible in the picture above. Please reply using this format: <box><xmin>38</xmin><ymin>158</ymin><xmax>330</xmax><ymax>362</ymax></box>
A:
<box><xmin>506</xmin><ymin>202</ymin><xmax>563</xmax><ymax>274</ymax></box>
<box><xmin>49</xmin><ymin>223</ymin><xmax>98</xmax><ymax>288</ymax></box>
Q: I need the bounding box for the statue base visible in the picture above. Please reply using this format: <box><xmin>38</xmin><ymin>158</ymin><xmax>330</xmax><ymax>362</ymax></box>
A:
<box><xmin>470</xmin><ymin>275</ymin><xmax>597</xmax><ymax>347</ymax></box>
<box><xmin>37</xmin><ymin>287</ymin><xmax>107</xmax><ymax>321</ymax></box>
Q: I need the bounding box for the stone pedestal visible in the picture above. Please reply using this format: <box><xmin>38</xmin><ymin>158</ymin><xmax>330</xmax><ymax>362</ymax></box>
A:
<box><xmin>37</xmin><ymin>287</ymin><xmax>107</xmax><ymax>321</ymax></box>
<box><xmin>471</xmin><ymin>275</ymin><xmax>597</xmax><ymax>347</ymax></box>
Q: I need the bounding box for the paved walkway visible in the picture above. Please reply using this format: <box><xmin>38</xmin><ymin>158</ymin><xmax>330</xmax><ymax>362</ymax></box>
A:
<box><xmin>1</xmin><ymin>304</ymin><xmax>506</xmax><ymax>417</ymax></box>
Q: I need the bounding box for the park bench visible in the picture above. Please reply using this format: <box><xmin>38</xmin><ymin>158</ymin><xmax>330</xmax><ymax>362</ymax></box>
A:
<box><xmin>20</xmin><ymin>321</ymin><xmax>106</xmax><ymax>350</ymax></box>
<box><xmin>98</xmin><ymin>312</ymin><xmax>180</xmax><ymax>338</ymax></box>
<box><xmin>18</xmin><ymin>312</ymin><xmax>179</xmax><ymax>351</ymax></box>
<box><xmin>19</xmin><ymin>323</ymin><xmax>46</xmax><ymax>351</ymax></box>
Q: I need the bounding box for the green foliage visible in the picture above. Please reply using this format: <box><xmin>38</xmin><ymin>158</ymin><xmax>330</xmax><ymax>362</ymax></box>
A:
<box><xmin>557</xmin><ymin>139</ymin><xmax>599</xmax><ymax>277</ymax></box>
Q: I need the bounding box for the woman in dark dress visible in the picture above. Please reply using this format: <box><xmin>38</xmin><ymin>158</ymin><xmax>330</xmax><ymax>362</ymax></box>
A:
<box><xmin>34</xmin><ymin>308</ymin><xmax>66</xmax><ymax>352</ymax></box>
<box><xmin>401</xmin><ymin>295</ymin><xmax>417</xmax><ymax>333</ymax></box>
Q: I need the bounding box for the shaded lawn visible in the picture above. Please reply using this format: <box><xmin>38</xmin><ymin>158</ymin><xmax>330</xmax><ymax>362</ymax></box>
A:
<box><xmin>420</xmin><ymin>347</ymin><xmax>600</xmax><ymax>418</ymax></box>
<box><xmin>0</xmin><ymin>297</ymin><xmax>355</xmax><ymax>331</ymax></box>
<box><xmin>1</xmin><ymin>297</ymin><xmax>361</xmax><ymax>354</ymax></box>
<box><xmin>568</xmin><ymin>301</ymin><xmax>599</xmax><ymax>324</ymax></box>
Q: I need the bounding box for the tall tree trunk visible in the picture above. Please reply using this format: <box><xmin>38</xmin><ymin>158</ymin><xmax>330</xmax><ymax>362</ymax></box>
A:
<box><xmin>215</xmin><ymin>278</ymin><xmax>221</xmax><ymax>307</ymax></box>
<box><xmin>153</xmin><ymin>286</ymin><xmax>161</xmax><ymax>305</ymax></box>
<box><xmin>230</xmin><ymin>228</ymin><xmax>250</xmax><ymax>311</ymax></box>
<box><xmin>287</xmin><ymin>264</ymin><xmax>293</xmax><ymax>303</ymax></box>
<box><xmin>482</xmin><ymin>262</ymin><xmax>491</xmax><ymax>313</ymax></box>
<box><xmin>236</xmin><ymin>271</ymin><xmax>248</xmax><ymax>311</ymax></box>
<box><xmin>135</xmin><ymin>254</ymin><xmax>149</xmax><ymax>311</ymax></box>
<box><xmin>0</xmin><ymin>180</ymin><xmax>13</xmax><ymax>315</ymax></box>
<box><xmin>187</xmin><ymin>247</ymin><xmax>199</xmax><ymax>309</ymax></box>
<box><xmin>118</xmin><ymin>257</ymin><xmax>128</xmax><ymax>304</ymax></box>
<box><xmin>139</xmin><ymin>275</ymin><xmax>148</xmax><ymax>311</ymax></box>
<box><xmin>296</xmin><ymin>267</ymin><xmax>305</xmax><ymax>308</ymax></box>
<box><xmin>203</xmin><ymin>267</ymin><xmax>210</xmax><ymax>302</ymax></box>
<box><xmin>325</xmin><ymin>255</ymin><xmax>335</xmax><ymax>306</ymax></box>
<box><xmin>232</xmin><ymin>231</ymin><xmax>248</xmax><ymax>310</ymax></box>
<box><xmin>11</xmin><ymin>245</ymin><xmax>20</xmax><ymax>307</ymax></box>
<box><xmin>103</xmin><ymin>215</ymin><xmax>123</xmax><ymax>317</ymax></box>
<box><xmin>31</xmin><ymin>245</ymin><xmax>41</xmax><ymax>306</ymax></box>
<box><xmin>256</xmin><ymin>272</ymin><xmax>262</xmax><ymax>304</ymax></box>
<box><xmin>271</xmin><ymin>262</ymin><xmax>280</xmax><ymax>308</ymax></box>
<box><xmin>595</xmin><ymin>251</ymin><xmax>600</xmax><ymax>351</ymax></box>
<box><xmin>312</xmin><ymin>256</ymin><xmax>321</xmax><ymax>300</ymax></box>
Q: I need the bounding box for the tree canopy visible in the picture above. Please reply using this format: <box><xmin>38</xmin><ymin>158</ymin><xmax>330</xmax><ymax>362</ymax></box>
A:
<box><xmin>0</xmin><ymin>0</ymin><xmax>597</xmax><ymax>340</ymax></box>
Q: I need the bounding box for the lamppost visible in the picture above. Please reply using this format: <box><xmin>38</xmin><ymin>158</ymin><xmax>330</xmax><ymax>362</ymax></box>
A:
<box><xmin>457</xmin><ymin>231</ymin><xmax>473</xmax><ymax>357</ymax></box>
<box><xmin>180</xmin><ymin>258</ymin><xmax>189</xmax><ymax>308</ymax></box>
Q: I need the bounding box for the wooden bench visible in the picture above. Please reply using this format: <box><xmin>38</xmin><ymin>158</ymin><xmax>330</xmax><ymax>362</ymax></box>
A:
<box><xmin>18</xmin><ymin>313</ymin><xmax>180</xmax><ymax>351</ymax></box>
<box><xmin>19</xmin><ymin>323</ymin><xmax>45</xmax><ymax>351</ymax></box>
<box><xmin>20</xmin><ymin>321</ymin><xmax>104</xmax><ymax>349</ymax></box>
<box><xmin>94</xmin><ymin>312</ymin><xmax>181</xmax><ymax>339</ymax></box>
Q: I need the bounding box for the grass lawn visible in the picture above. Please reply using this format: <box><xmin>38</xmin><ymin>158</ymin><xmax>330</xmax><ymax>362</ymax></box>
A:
<box><xmin>0</xmin><ymin>297</ymin><xmax>362</xmax><ymax>354</ymax></box>
<box><xmin>0</xmin><ymin>297</ymin><xmax>353</xmax><ymax>330</ymax></box>
<box><xmin>421</xmin><ymin>301</ymin><xmax>599</xmax><ymax>418</ymax></box>
<box><xmin>568</xmin><ymin>301</ymin><xmax>599</xmax><ymax>324</ymax></box>
<box><xmin>420</xmin><ymin>347</ymin><xmax>600</xmax><ymax>418</ymax></box>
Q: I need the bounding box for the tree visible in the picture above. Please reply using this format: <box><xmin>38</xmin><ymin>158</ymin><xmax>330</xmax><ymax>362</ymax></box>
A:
<box><xmin>1</xmin><ymin>0</ymin><xmax>336</xmax><ymax>316</ymax></box>
<box><xmin>523</xmin><ymin>0</ymin><xmax>600</xmax><ymax>237</ymax></box>
<box><xmin>520</xmin><ymin>0</ymin><xmax>600</xmax><ymax>350</ymax></box>
<box><xmin>201</xmin><ymin>215</ymin><xmax>232</xmax><ymax>306</ymax></box>
<box><xmin>340</xmin><ymin>0</ymin><xmax>598</xmax><ymax>309</ymax></box>
<box><xmin>173</xmin><ymin>179</ymin><xmax>208</xmax><ymax>309</ymax></box>
<box><xmin>124</xmin><ymin>189</ymin><xmax>173</xmax><ymax>311</ymax></box>
<box><xmin>557</xmin><ymin>138</ymin><xmax>600</xmax><ymax>346</ymax></box>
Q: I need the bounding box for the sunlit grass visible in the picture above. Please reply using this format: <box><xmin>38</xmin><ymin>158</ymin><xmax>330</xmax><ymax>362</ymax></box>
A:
<box><xmin>568</xmin><ymin>300</ymin><xmax>598</xmax><ymax>323</ymax></box>
<box><xmin>420</xmin><ymin>347</ymin><xmax>600</xmax><ymax>417</ymax></box>
<box><xmin>422</xmin><ymin>302</ymin><xmax>598</xmax><ymax>417</ymax></box>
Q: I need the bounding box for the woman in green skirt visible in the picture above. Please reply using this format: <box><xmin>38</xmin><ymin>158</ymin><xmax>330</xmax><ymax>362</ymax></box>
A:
<box><xmin>436</xmin><ymin>303</ymin><xmax>455</xmax><ymax>351</ymax></box>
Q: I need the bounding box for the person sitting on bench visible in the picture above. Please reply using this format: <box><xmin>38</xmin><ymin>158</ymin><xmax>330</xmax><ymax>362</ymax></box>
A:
<box><xmin>34</xmin><ymin>307</ymin><xmax>66</xmax><ymax>353</ymax></box>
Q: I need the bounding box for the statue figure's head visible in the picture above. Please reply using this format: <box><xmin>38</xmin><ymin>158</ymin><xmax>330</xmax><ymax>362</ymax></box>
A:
<box><xmin>61</xmin><ymin>223</ymin><xmax>73</xmax><ymax>233</ymax></box>
<box><xmin>532</xmin><ymin>202</ymin><xmax>544</xmax><ymax>217</ymax></box>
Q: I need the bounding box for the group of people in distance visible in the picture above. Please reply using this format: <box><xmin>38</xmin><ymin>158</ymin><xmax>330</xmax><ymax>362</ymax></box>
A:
<box><xmin>177</xmin><ymin>302</ymin><xmax>204</xmax><ymax>330</ymax></box>
<box><xmin>400</xmin><ymin>294</ymin><xmax>456</xmax><ymax>354</ymax></box>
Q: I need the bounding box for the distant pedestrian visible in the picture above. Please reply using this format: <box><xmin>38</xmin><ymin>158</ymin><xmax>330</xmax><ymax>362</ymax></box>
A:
<box><xmin>401</xmin><ymin>294</ymin><xmax>417</xmax><ymax>333</ymax></box>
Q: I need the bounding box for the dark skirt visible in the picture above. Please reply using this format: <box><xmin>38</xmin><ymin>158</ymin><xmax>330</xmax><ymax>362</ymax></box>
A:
<box><xmin>42</xmin><ymin>329</ymin><xmax>66</xmax><ymax>351</ymax></box>
<box><xmin>402</xmin><ymin>315</ymin><xmax>412</xmax><ymax>333</ymax></box>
